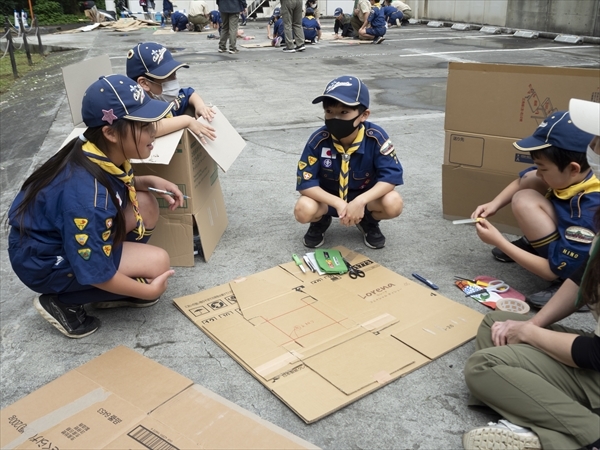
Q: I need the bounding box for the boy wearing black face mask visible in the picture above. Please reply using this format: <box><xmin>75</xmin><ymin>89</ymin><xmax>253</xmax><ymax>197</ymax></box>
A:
<box><xmin>126</xmin><ymin>42</ymin><xmax>217</xmax><ymax>142</ymax></box>
<box><xmin>294</xmin><ymin>76</ymin><xmax>404</xmax><ymax>249</ymax></box>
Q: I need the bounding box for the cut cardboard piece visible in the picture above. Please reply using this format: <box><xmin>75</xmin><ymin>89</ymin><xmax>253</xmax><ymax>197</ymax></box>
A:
<box><xmin>174</xmin><ymin>247</ymin><xmax>483</xmax><ymax>423</ymax></box>
<box><xmin>442</xmin><ymin>62</ymin><xmax>600</xmax><ymax>230</ymax></box>
<box><xmin>0</xmin><ymin>346</ymin><xmax>317</xmax><ymax>450</ymax></box>
<box><xmin>61</xmin><ymin>56</ymin><xmax>246</xmax><ymax>266</ymax></box>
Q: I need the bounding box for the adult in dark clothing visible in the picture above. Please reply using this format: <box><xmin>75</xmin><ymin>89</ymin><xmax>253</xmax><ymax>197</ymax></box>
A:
<box><xmin>217</xmin><ymin>0</ymin><xmax>247</xmax><ymax>54</ymax></box>
<box><xmin>333</xmin><ymin>7</ymin><xmax>355</xmax><ymax>38</ymax></box>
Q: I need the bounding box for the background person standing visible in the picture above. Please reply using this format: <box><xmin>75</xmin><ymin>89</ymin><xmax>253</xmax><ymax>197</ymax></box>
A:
<box><xmin>217</xmin><ymin>0</ymin><xmax>247</xmax><ymax>54</ymax></box>
<box><xmin>281</xmin><ymin>0</ymin><xmax>305</xmax><ymax>53</ymax></box>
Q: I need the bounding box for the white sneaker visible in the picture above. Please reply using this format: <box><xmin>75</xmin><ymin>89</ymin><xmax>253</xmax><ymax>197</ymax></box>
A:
<box><xmin>463</xmin><ymin>420</ymin><xmax>541</xmax><ymax>450</ymax></box>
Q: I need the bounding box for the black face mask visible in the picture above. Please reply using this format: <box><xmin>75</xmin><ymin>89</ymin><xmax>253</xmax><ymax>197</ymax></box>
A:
<box><xmin>325</xmin><ymin>115</ymin><xmax>360</xmax><ymax>139</ymax></box>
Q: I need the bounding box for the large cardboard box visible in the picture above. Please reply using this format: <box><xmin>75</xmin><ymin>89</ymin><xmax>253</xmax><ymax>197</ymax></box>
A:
<box><xmin>61</xmin><ymin>55</ymin><xmax>245</xmax><ymax>267</ymax></box>
<box><xmin>443</xmin><ymin>62</ymin><xmax>600</xmax><ymax>234</ymax></box>
<box><xmin>174</xmin><ymin>247</ymin><xmax>483</xmax><ymax>423</ymax></box>
<box><xmin>0</xmin><ymin>346</ymin><xmax>317</xmax><ymax>449</ymax></box>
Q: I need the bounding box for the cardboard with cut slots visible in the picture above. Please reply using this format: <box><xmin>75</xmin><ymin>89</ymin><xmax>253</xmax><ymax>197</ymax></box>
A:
<box><xmin>61</xmin><ymin>55</ymin><xmax>246</xmax><ymax>266</ymax></box>
<box><xmin>443</xmin><ymin>62</ymin><xmax>600</xmax><ymax>234</ymax></box>
<box><xmin>0</xmin><ymin>346</ymin><xmax>318</xmax><ymax>449</ymax></box>
<box><xmin>173</xmin><ymin>246</ymin><xmax>483</xmax><ymax>423</ymax></box>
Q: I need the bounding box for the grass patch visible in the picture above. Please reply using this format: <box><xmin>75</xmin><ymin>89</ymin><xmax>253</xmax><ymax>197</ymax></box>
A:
<box><xmin>0</xmin><ymin>50</ymin><xmax>47</xmax><ymax>94</ymax></box>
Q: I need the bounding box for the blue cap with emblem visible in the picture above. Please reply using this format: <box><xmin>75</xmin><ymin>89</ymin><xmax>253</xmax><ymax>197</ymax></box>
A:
<box><xmin>513</xmin><ymin>111</ymin><xmax>594</xmax><ymax>153</ymax></box>
<box><xmin>273</xmin><ymin>7</ymin><xmax>281</xmax><ymax>16</ymax></box>
<box><xmin>312</xmin><ymin>75</ymin><xmax>370</xmax><ymax>109</ymax></box>
<box><xmin>126</xmin><ymin>42</ymin><xmax>189</xmax><ymax>81</ymax></box>
<box><xmin>334</xmin><ymin>7</ymin><xmax>343</xmax><ymax>15</ymax></box>
<box><xmin>82</xmin><ymin>74</ymin><xmax>173</xmax><ymax>128</ymax></box>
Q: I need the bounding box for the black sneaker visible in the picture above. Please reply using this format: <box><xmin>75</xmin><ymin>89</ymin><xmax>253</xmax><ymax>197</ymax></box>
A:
<box><xmin>492</xmin><ymin>236</ymin><xmax>536</xmax><ymax>262</ymax></box>
<box><xmin>282</xmin><ymin>47</ymin><xmax>296</xmax><ymax>53</ymax></box>
<box><xmin>93</xmin><ymin>298</ymin><xmax>159</xmax><ymax>309</ymax></box>
<box><xmin>34</xmin><ymin>295</ymin><xmax>100</xmax><ymax>338</ymax></box>
<box><xmin>228</xmin><ymin>48</ymin><xmax>239</xmax><ymax>54</ymax></box>
<box><xmin>295</xmin><ymin>44</ymin><xmax>306</xmax><ymax>51</ymax></box>
<box><xmin>356</xmin><ymin>213</ymin><xmax>385</xmax><ymax>249</ymax></box>
<box><xmin>303</xmin><ymin>215</ymin><xmax>332</xmax><ymax>248</ymax></box>
<box><xmin>373</xmin><ymin>36</ymin><xmax>385</xmax><ymax>44</ymax></box>
<box><xmin>526</xmin><ymin>280</ymin><xmax>563</xmax><ymax>308</ymax></box>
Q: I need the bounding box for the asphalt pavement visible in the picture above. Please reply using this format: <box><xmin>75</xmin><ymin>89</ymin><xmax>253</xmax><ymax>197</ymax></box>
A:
<box><xmin>1</xmin><ymin>19</ymin><xmax>599</xmax><ymax>449</ymax></box>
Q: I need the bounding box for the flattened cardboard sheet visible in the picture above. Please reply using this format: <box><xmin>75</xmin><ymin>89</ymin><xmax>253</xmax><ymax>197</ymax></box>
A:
<box><xmin>0</xmin><ymin>346</ymin><xmax>317</xmax><ymax>449</ymax></box>
<box><xmin>174</xmin><ymin>247</ymin><xmax>482</xmax><ymax>423</ymax></box>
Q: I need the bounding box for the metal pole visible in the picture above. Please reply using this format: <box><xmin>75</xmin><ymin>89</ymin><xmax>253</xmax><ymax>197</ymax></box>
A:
<box><xmin>18</xmin><ymin>13</ymin><xmax>32</xmax><ymax>65</ymax></box>
<box><xmin>32</xmin><ymin>17</ymin><xmax>43</xmax><ymax>55</ymax></box>
<box><xmin>4</xmin><ymin>16</ymin><xmax>19</xmax><ymax>79</ymax></box>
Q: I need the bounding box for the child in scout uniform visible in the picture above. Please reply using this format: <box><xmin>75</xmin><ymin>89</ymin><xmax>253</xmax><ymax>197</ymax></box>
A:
<box><xmin>333</xmin><ymin>8</ymin><xmax>355</xmax><ymax>38</ymax></box>
<box><xmin>471</xmin><ymin>111</ymin><xmax>599</xmax><ymax>307</ymax></box>
<box><xmin>358</xmin><ymin>0</ymin><xmax>386</xmax><ymax>44</ymax></box>
<box><xmin>294</xmin><ymin>75</ymin><xmax>404</xmax><ymax>249</ymax></box>
<box><xmin>462</xmin><ymin>98</ymin><xmax>600</xmax><ymax>450</ymax></box>
<box><xmin>8</xmin><ymin>75</ymin><xmax>183</xmax><ymax>339</ymax></box>
<box><xmin>302</xmin><ymin>7</ymin><xmax>321</xmax><ymax>44</ymax></box>
<box><xmin>126</xmin><ymin>42</ymin><xmax>216</xmax><ymax>143</ymax></box>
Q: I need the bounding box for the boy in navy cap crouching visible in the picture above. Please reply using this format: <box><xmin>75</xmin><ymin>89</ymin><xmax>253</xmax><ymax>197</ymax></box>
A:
<box><xmin>471</xmin><ymin>111</ymin><xmax>599</xmax><ymax>307</ymax></box>
<box><xmin>294</xmin><ymin>76</ymin><xmax>404</xmax><ymax>249</ymax></box>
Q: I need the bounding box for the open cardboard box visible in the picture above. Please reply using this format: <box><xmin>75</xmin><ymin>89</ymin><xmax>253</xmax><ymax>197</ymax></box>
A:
<box><xmin>443</xmin><ymin>62</ymin><xmax>600</xmax><ymax>234</ymax></box>
<box><xmin>61</xmin><ymin>55</ymin><xmax>246</xmax><ymax>266</ymax></box>
<box><xmin>174</xmin><ymin>246</ymin><xmax>483</xmax><ymax>423</ymax></box>
<box><xmin>0</xmin><ymin>346</ymin><xmax>317</xmax><ymax>449</ymax></box>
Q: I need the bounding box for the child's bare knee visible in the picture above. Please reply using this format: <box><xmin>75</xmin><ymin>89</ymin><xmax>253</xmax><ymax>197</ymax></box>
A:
<box><xmin>382</xmin><ymin>192</ymin><xmax>403</xmax><ymax>218</ymax></box>
<box><xmin>137</xmin><ymin>192</ymin><xmax>159</xmax><ymax>227</ymax></box>
<box><xmin>294</xmin><ymin>197</ymin><xmax>316</xmax><ymax>223</ymax></box>
<box><xmin>152</xmin><ymin>246</ymin><xmax>171</xmax><ymax>273</ymax></box>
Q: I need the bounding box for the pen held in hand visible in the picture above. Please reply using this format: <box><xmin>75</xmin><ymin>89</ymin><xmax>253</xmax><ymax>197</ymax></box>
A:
<box><xmin>148</xmin><ymin>187</ymin><xmax>191</xmax><ymax>200</ymax></box>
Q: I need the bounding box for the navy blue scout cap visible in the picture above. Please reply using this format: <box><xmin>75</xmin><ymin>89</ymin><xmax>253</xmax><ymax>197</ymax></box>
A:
<box><xmin>306</xmin><ymin>7</ymin><xmax>314</xmax><ymax>14</ymax></box>
<box><xmin>312</xmin><ymin>76</ymin><xmax>370</xmax><ymax>109</ymax></box>
<box><xmin>82</xmin><ymin>75</ymin><xmax>173</xmax><ymax>128</ymax></box>
<box><xmin>126</xmin><ymin>42</ymin><xmax>189</xmax><ymax>81</ymax></box>
<box><xmin>273</xmin><ymin>7</ymin><xmax>281</xmax><ymax>15</ymax></box>
<box><xmin>334</xmin><ymin>7</ymin><xmax>343</xmax><ymax>15</ymax></box>
<box><xmin>513</xmin><ymin>111</ymin><xmax>594</xmax><ymax>153</ymax></box>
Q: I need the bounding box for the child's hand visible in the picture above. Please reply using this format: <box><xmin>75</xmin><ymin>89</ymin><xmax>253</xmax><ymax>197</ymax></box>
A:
<box><xmin>340</xmin><ymin>199</ymin><xmax>365</xmax><ymax>226</ymax></box>
<box><xmin>153</xmin><ymin>179</ymin><xmax>186</xmax><ymax>210</ymax></box>
<box><xmin>471</xmin><ymin>201</ymin><xmax>498</xmax><ymax>219</ymax></box>
<box><xmin>149</xmin><ymin>269</ymin><xmax>175</xmax><ymax>298</ymax></box>
<box><xmin>474</xmin><ymin>219</ymin><xmax>505</xmax><ymax>247</ymax></box>
<box><xmin>195</xmin><ymin>104</ymin><xmax>216</xmax><ymax>122</ymax></box>
<box><xmin>188</xmin><ymin>119</ymin><xmax>216</xmax><ymax>143</ymax></box>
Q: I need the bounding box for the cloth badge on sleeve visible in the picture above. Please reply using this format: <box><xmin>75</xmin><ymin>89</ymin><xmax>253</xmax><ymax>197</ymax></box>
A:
<box><xmin>298</xmin><ymin>161</ymin><xmax>307</xmax><ymax>170</ymax></box>
<box><xmin>102</xmin><ymin>230</ymin><xmax>111</xmax><ymax>241</ymax></box>
<box><xmin>74</xmin><ymin>218</ymin><xmax>89</xmax><ymax>230</ymax></box>
<box><xmin>380</xmin><ymin>139</ymin><xmax>395</xmax><ymax>155</ymax></box>
<box><xmin>105</xmin><ymin>218</ymin><xmax>113</xmax><ymax>229</ymax></box>
<box><xmin>297</xmin><ymin>176</ymin><xmax>302</xmax><ymax>185</ymax></box>
<box><xmin>565</xmin><ymin>226</ymin><xmax>594</xmax><ymax>244</ymax></box>
<box><xmin>323</xmin><ymin>158</ymin><xmax>332</xmax><ymax>168</ymax></box>
<box><xmin>75</xmin><ymin>234</ymin><xmax>89</xmax><ymax>246</ymax></box>
<box><xmin>308</xmin><ymin>156</ymin><xmax>318</xmax><ymax>166</ymax></box>
<box><xmin>303</xmin><ymin>172</ymin><xmax>313</xmax><ymax>180</ymax></box>
<box><xmin>321</xmin><ymin>148</ymin><xmax>336</xmax><ymax>159</ymax></box>
<box><xmin>77</xmin><ymin>248</ymin><xmax>92</xmax><ymax>260</ymax></box>
<box><xmin>103</xmin><ymin>245</ymin><xmax>112</xmax><ymax>257</ymax></box>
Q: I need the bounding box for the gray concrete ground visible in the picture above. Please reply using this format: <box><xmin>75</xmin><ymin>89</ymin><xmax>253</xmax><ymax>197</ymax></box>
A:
<box><xmin>1</xmin><ymin>20</ymin><xmax>599</xmax><ymax>449</ymax></box>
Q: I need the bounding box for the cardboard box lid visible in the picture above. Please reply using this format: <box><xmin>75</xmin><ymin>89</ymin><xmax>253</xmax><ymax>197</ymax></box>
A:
<box><xmin>173</xmin><ymin>247</ymin><xmax>483</xmax><ymax>423</ymax></box>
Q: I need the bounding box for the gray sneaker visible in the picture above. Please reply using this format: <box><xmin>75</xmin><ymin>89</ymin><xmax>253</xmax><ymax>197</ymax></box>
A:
<box><xmin>463</xmin><ymin>419</ymin><xmax>541</xmax><ymax>450</ymax></box>
<box><xmin>526</xmin><ymin>280</ymin><xmax>563</xmax><ymax>308</ymax></box>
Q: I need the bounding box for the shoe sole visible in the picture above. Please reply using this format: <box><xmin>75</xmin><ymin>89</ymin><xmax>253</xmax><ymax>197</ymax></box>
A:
<box><xmin>303</xmin><ymin>237</ymin><xmax>325</xmax><ymax>248</ymax></box>
<box><xmin>33</xmin><ymin>296</ymin><xmax>99</xmax><ymax>339</ymax></box>
<box><xmin>463</xmin><ymin>427</ymin><xmax>541</xmax><ymax>449</ymax></box>
<box><xmin>93</xmin><ymin>298</ymin><xmax>159</xmax><ymax>309</ymax></box>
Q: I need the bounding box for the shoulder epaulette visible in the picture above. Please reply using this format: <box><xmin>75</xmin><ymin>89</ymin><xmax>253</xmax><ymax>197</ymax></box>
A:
<box><xmin>308</xmin><ymin>129</ymin><xmax>330</xmax><ymax>148</ymax></box>
<box><xmin>365</xmin><ymin>126</ymin><xmax>387</xmax><ymax>146</ymax></box>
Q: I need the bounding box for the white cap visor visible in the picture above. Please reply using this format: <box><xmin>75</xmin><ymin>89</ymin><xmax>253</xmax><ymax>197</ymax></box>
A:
<box><xmin>569</xmin><ymin>98</ymin><xmax>600</xmax><ymax>136</ymax></box>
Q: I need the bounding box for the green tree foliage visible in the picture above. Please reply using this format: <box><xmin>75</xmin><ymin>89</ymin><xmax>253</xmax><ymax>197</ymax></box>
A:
<box><xmin>1</xmin><ymin>0</ymin><xmax>107</xmax><ymax>24</ymax></box>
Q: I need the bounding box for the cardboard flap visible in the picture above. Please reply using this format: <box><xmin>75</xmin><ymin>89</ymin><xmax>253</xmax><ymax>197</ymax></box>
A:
<box><xmin>62</xmin><ymin>54</ymin><xmax>113</xmax><ymax>128</ymax></box>
<box><xmin>389</xmin><ymin>305</ymin><xmax>483</xmax><ymax>359</ymax></box>
<box><xmin>192</xmin><ymin>105</ymin><xmax>246</xmax><ymax>172</ymax></box>
<box><xmin>150</xmin><ymin>385</ymin><xmax>318</xmax><ymax>449</ymax></box>
<box><xmin>230</xmin><ymin>267</ymin><xmax>303</xmax><ymax>315</ymax></box>
<box><xmin>76</xmin><ymin>346</ymin><xmax>193</xmax><ymax>413</ymax></box>
<box><xmin>302</xmin><ymin>332</ymin><xmax>417</xmax><ymax>395</ymax></box>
